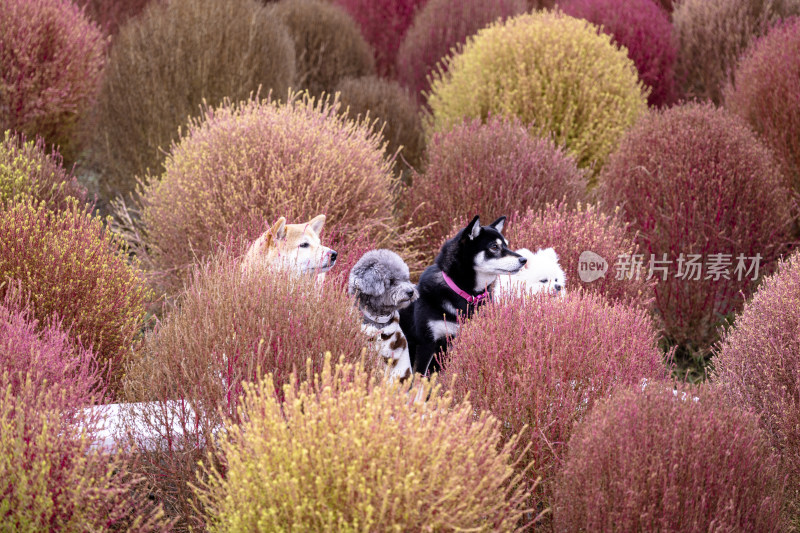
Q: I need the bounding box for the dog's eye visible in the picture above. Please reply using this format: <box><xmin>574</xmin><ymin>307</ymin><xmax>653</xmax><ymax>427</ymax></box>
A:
<box><xmin>540</xmin><ymin>279</ymin><xmax>548</xmax><ymax>283</ymax></box>
<box><xmin>298</xmin><ymin>242</ymin><xmax>310</xmax><ymax>249</ymax></box>
<box><xmin>490</xmin><ymin>244</ymin><xmax>500</xmax><ymax>252</ymax></box>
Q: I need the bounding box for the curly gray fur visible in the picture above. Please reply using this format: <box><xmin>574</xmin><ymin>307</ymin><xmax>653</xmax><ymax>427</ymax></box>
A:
<box><xmin>348</xmin><ymin>249</ymin><xmax>418</xmax><ymax>322</ymax></box>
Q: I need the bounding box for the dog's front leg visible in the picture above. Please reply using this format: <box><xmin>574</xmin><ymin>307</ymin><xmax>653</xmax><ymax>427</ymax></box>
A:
<box><xmin>413</xmin><ymin>341</ymin><xmax>446</xmax><ymax>376</ymax></box>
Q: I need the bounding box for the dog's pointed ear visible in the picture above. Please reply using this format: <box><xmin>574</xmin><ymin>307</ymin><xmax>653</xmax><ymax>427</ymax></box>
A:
<box><xmin>462</xmin><ymin>215</ymin><xmax>481</xmax><ymax>240</ymax></box>
<box><xmin>265</xmin><ymin>217</ymin><xmax>287</xmax><ymax>247</ymax></box>
<box><xmin>489</xmin><ymin>216</ymin><xmax>506</xmax><ymax>234</ymax></box>
<box><xmin>308</xmin><ymin>214</ymin><xmax>326</xmax><ymax>236</ymax></box>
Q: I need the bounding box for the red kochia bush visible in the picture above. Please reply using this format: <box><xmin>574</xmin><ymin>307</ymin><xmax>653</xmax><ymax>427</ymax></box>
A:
<box><xmin>403</xmin><ymin>116</ymin><xmax>587</xmax><ymax>261</ymax></box>
<box><xmin>396</xmin><ymin>0</ymin><xmax>526</xmax><ymax>103</ymax></box>
<box><xmin>443</xmin><ymin>291</ymin><xmax>668</xmax><ymax>513</ymax></box>
<box><xmin>0</xmin><ymin>0</ymin><xmax>106</xmax><ymax>163</ymax></box>
<box><xmin>122</xmin><ymin>250</ymin><xmax>375</xmax><ymax>528</ymax></box>
<box><xmin>598</xmin><ymin>103</ymin><xmax>795</xmax><ymax>356</ymax></box>
<box><xmin>561</xmin><ymin>0</ymin><xmax>677</xmax><ymax>107</ymax></box>
<box><xmin>726</xmin><ymin>18</ymin><xmax>800</xmax><ymax>193</ymax></box>
<box><xmin>0</xmin><ymin>198</ymin><xmax>150</xmax><ymax>392</ymax></box>
<box><xmin>504</xmin><ymin>203</ymin><xmax>655</xmax><ymax>309</ymax></box>
<box><xmin>714</xmin><ymin>252</ymin><xmax>800</xmax><ymax>507</ymax></box>
<box><xmin>331</xmin><ymin>0</ymin><xmax>429</xmax><ymax>77</ymax></box>
<box><xmin>554</xmin><ymin>384</ymin><xmax>786</xmax><ymax>532</ymax></box>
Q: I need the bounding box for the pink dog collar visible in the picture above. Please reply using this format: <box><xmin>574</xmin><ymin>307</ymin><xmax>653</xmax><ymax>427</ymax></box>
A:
<box><xmin>441</xmin><ymin>271</ymin><xmax>489</xmax><ymax>305</ymax></box>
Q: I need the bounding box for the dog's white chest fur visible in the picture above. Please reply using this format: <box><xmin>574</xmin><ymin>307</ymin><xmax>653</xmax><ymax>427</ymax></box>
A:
<box><xmin>361</xmin><ymin>312</ymin><xmax>412</xmax><ymax>381</ymax></box>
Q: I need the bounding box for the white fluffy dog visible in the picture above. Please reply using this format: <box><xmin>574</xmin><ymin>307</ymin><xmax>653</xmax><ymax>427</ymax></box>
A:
<box><xmin>494</xmin><ymin>248</ymin><xmax>566</xmax><ymax>297</ymax></box>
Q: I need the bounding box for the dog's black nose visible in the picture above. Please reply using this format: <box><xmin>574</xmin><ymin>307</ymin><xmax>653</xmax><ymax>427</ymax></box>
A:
<box><xmin>406</xmin><ymin>288</ymin><xmax>415</xmax><ymax>297</ymax></box>
<box><xmin>330</xmin><ymin>250</ymin><xmax>338</xmax><ymax>262</ymax></box>
<box><xmin>518</xmin><ymin>256</ymin><xmax>527</xmax><ymax>265</ymax></box>
<box><xmin>555</xmin><ymin>284</ymin><xmax>562</xmax><ymax>291</ymax></box>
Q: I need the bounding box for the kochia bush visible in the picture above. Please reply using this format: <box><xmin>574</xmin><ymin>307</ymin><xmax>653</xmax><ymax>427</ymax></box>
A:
<box><xmin>123</xmin><ymin>252</ymin><xmax>375</xmax><ymax>528</ymax></box>
<box><xmin>427</xmin><ymin>11</ymin><xmax>648</xmax><ymax>174</ymax></box>
<box><xmin>0</xmin><ymin>0</ymin><xmax>106</xmax><ymax>163</ymax></box>
<box><xmin>0</xmin><ymin>131</ymin><xmax>86</xmax><ymax>210</ymax></box>
<box><xmin>0</xmin><ymin>198</ymin><xmax>150</xmax><ymax>391</ymax></box>
<box><xmin>87</xmin><ymin>0</ymin><xmax>296</xmax><ymax>199</ymax></box>
<box><xmin>554</xmin><ymin>384</ymin><xmax>786</xmax><ymax>532</ymax></box>
<box><xmin>714</xmin><ymin>252</ymin><xmax>800</xmax><ymax>509</ymax></box>
<box><xmin>405</xmin><ymin>116</ymin><xmax>587</xmax><ymax>261</ymax></box>
<box><xmin>725</xmin><ymin>18</ymin><xmax>800</xmax><ymax>193</ymax></box>
<box><xmin>195</xmin><ymin>356</ymin><xmax>533</xmax><ymax>532</ymax></box>
<box><xmin>598</xmin><ymin>103</ymin><xmax>795</xmax><ymax>359</ymax></box>
<box><xmin>561</xmin><ymin>0</ymin><xmax>677</xmax><ymax>107</ymax></box>
<box><xmin>443</xmin><ymin>291</ymin><xmax>668</xmax><ymax>514</ymax></box>
<box><xmin>504</xmin><ymin>203</ymin><xmax>655</xmax><ymax>310</ymax></box>
<box><xmin>141</xmin><ymin>94</ymin><xmax>398</xmax><ymax>289</ymax></box>
<box><xmin>396</xmin><ymin>0</ymin><xmax>526</xmax><ymax>103</ymax></box>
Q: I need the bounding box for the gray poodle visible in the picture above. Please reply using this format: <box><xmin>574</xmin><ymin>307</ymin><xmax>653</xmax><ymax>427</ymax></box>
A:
<box><xmin>348</xmin><ymin>249</ymin><xmax>418</xmax><ymax>381</ymax></box>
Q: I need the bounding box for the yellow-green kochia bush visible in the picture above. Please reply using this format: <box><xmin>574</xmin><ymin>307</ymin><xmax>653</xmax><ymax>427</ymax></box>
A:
<box><xmin>426</xmin><ymin>11</ymin><xmax>648</xmax><ymax>175</ymax></box>
<box><xmin>0</xmin><ymin>130</ymin><xmax>86</xmax><ymax>210</ymax></box>
<box><xmin>0</xmin><ymin>198</ymin><xmax>150</xmax><ymax>392</ymax></box>
<box><xmin>194</xmin><ymin>356</ymin><xmax>534</xmax><ymax>532</ymax></box>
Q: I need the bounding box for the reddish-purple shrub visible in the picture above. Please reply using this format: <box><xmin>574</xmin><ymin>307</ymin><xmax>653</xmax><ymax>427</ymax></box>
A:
<box><xmin>122</xmin><ymin>250</ymin><xmax>376</xmax><ymax>528</ymax></box>
<box><xmin>0</xmin><ymin>198</ymin><xmax>150</xmax><ymax>392</ymax></box>
<box><xmin>554</xmin><ymin>384</ymin><xmax>786</xmax><ymax>532</ymax></box>
<box><xmin>714</xmin><ymin>252</ymin><xmax>800</xmax><ymax>509</ymax></box>
<box><xmin>598</xmin><ymin>103</ymin><xmax>796</xmax><ymax>361</ymax></box>
<box><xmin>503</xmin><ymin>203</ymin><xmax>655</xmax><ymax>309</ymax></box>
<box><xmin>725</xmin><ymin>17</ymin><xmax>800</xmax><ymax>193</ymax></box>
<box><xmin>140</xmin><ymin>93</ymin><xmax>401</xmax><ymax>292</ymax></box>
<box><xmin>402</xmin><ymin>116</ymin><xmax>587</xmax><ymax>262</ymax></box>
<box><xmin>561</xmin><ymin>0</ymin><xmax>677</xmax><ymax>107</ymax></box>
<box><xmin>0</xmin><ymin>0</ymin><xmax>106</xmax><ymax>163</ymax></box>
<box><xmin>330</xmin><ymin>0</ymin><xmax>429</xmax><ymax>77</ymax></box>
<box><xmin>0</xmin><ymin>130</ymin><xmax>87</xmax><ymax>210</ymax></box>
<box><xmin>395</xmin><ymin>0</ymin><xmax>526</xmax><ymax>104</ymax></box>
<box><xmin>442</xmin><ymin>291</ymin><xmax>668</xmax><ymax>515</ymax></box>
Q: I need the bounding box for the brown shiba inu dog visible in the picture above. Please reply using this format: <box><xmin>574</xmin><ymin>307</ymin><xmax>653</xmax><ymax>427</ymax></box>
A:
<box><xmin>241</xmin><ymin>215</ymin><xmax>337</xmax><ymax>278</ymax></box>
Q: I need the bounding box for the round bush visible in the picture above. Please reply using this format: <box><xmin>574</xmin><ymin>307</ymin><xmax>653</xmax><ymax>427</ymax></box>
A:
<box><xmin>725</xmin><ymin>18</ymin><xmax>800</xmax><ymax>193</ymax></box>
<box><xmin>0</xmin><ymin>0</ymin><xmax>106</xmax><ymax>164</ymax></box>
<box><xmin>270</xmin><ymin>0</ymin><xmax>374</xmax><ymax>98</ymax></box>
<box><xmin>141</xmin><ymin>94</ymin><xmax>397</xmax><ymax>287</ymax></box>
<box><xmin>598</xmin><ymin>103</ymin><xmax>795</xmax><ymax>359</ymax></box>
<box><xmin>336</xmin><ymin>75</ymin><xmax>425</xmax><ymax>174</ymax></box>
<box><xmin>561</xmin><ymin>0</ymin><xmax>677</xmax><ymax>107</ymax></box>
<box><xmin>714</xmin><ymin>252</ymin><xmax>800</xmax><ymax>506</ymax></box>
<box><xmin>673</xmin><ymin>0</ymin><xmax>799</xmax><ymax>104</ymax></box>
<box><xmin>443</xmin><ymin>291</ymin><xmax>668</xmax><ymax>513</ymax></box>
<box><xmin>0</xmin><ymin>369</ymin><xmax>169</xmax><ymax>531</ymax></box>
<box><xmin>396</xmin><ymin>0</ymin><xmax>526</xmax><ymax>104</ymax></box>
<box><xmin>554</xmin><ymin>384</ymin><xmax>786</xmax><ymax>532</ymax></box>
<box><xmin>0</xmin><ymin>198</ymin><xmax>150</xmax><ymax>391</ymax></box>
<box><xmin>123</xmin><ymin>251</ymin><xmax>376</xmax><ymax>527</ymax></box>
<box><xmin>427</xmin><ymin>11</ymin><xmax>648</xmax><ymax>175</ymax></box>
<box><xmin>404</xmin><ymin>116</ymin><xmax>587</xmax><ymax>261</ymax></box>
<box><xmin>504</xmin><ymin>203</ymin><xmax>655</xmax><ymax>309</ymax></box>
<box><xmin>0</xmin><ymin>131</ymin><xmax>86</xmax><ymax>210</ymax></box>
<box><xmin>331</xmin><ymin>0</ymin><xmax>429</xmax><ymax>77</ymax></box>
<box><xmin>87</xmin><ymin>0</ymin><xmax>296</xmax><ymax>199</ymax></box>
<box><xmin>195</xmin><ymin>356</ymin><xmax>532</xmax><ymax>532</ymax></box>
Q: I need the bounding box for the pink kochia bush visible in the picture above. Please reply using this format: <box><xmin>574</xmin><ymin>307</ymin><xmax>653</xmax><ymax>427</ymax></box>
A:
<box><xmin>0</xmin><ymin>0</ymin><xmax>106</xmax><ymax>162</ymax></box>
<box><xmin>443</xmin><ymin>291</ymin><xmax>668</xmax><ymax>513</ymax></box>
<box><xmin>194</xmin><ymin>356</ymin><xmax>534</xmax><ymax>531</ymax></box>
<box><xmin>561</xmin><ymin>0</ymin><xmax>677</xmax><ymax>107</ymax></box>
<box><xmin>0</xmin><ymin>198</ymin><xmax>150</xmax><ymax>391</ymax></box>
<box><xmin>396</xmin><ymin>0</ymin><xmax>526</xmax><ymax>103</ymax></box>
<box><xmin>714</xmin><ymin>252</ymin><xmax>800</xmax><ymax>506</ymax></box>
<box><xmin>403</xmin><ymin>116</ymin><xmax>587</xmax><ymax>261</ymax></box>
<box><xmin>0</xmin><ymin>291</ymin><xmax>168</xmax><ymax>531</ymax></box>
<box><xmin>598</xmin><ymin>103</ymin><xmax>795</xmax><ymax>355</ymax></box>
<box><xmin>141</xmin><ymin>93</ymin><xmax>399</xmax><ymax>290</ymax></box>
<box><xmin>122</xmin><ymin>251</ymin><xmax>375</xmax><ymax>528</ymax></box>
<box><xmin>331</xmin><ymin>0</ymin><xmax>429</xmax><ymax>76</ymax></box>
<box><xmin>726</xmin><ymin>17</ymin><xmax>800</xmax><ymax>192</ymax></box>
<box><xmin>504</xmin><ymin>203</ymin><xmax>655</xmax><ymax>309</ymax></box>
<box><xmin>554</xmin><ymin>384</ymin><xmax>787</xmax><ymax>532</ymax></box>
